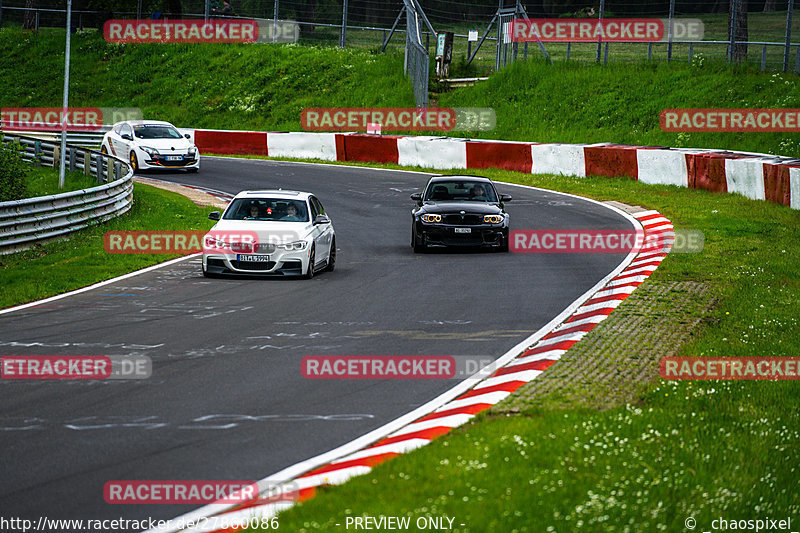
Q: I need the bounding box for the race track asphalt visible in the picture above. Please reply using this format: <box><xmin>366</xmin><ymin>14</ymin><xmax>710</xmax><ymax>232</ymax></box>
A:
<box><xmin>0</xmin><ymin>156</ymin><xmax>635</xmax><ymax>524</ymax></box>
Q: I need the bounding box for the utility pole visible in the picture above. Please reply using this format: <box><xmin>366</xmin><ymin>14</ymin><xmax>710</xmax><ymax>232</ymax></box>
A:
<box><xmin>339</xmin><ymin>0</ymin><xmax>348</xmax><ymax>48</ymax></box>
<box><xmin>58</xmin><ymin>0</ymin><xmax>72</xmax><ymax>190</ymax></box>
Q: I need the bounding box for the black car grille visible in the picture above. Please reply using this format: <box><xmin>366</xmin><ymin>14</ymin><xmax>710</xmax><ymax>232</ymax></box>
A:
<box><xmin>254</xmin><ymin>243</ymin><xmax>276</xmax><ymax>253</ymax></box>
<box><xmin>231</xmin><ymin>260</ymin><xmax>276</xmax><ymax>271</ymax></box>
<box><xmin>442</xmin><ymin>214</ymin><xmax>483</xmax><ymax>225</ymax></box>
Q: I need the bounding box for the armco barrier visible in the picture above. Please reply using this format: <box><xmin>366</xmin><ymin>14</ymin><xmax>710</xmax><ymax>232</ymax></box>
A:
<box><xmin>0</xmin><ymin>134</ymin><xmax>133</xmax><ymax>254</ymax></box>
<box><xmin>188</xmin><ymin>128</ymin><xmax>800</xmax><ymax>210</ymax></box>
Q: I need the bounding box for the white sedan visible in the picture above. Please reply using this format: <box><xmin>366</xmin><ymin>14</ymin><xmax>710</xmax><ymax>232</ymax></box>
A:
<box><xmin>202</xmin><ymin>190</ymin><xmax>336</xmax><ymax>279</ymax></box>
<box><xmin>101</xmin><ymin>120</ymin><xmax>199</xmax><ymax>173</ymax></box>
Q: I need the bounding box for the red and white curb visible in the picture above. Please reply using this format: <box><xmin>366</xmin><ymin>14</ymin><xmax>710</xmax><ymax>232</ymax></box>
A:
<box><xmin>156</xmin><ymin>209</ymin><xmax>673</xmax><ymax>533</ymax></box>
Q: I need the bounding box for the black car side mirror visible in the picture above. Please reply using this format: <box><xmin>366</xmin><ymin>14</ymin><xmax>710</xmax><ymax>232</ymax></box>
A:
<box><xmin>313</xmin><ymin>214</ymin><xmax>331</xmax><ymax>225</ymax></box>
<box><xmin>121</xmin><ymin>133</ymin><xmax>133</xmax><ymax>141</ymax></box>
<box><xmin>184</xmin><ymin>134</ymin><xmax>191</xmax><ymax>139</ymax></box>
<box><xmin>500</xmin><ymin>194</ymin><xmax>512</xmax><ymax>202</ymax></box>
<box><xmin>208</xmin><ymin>211</ymin><xmax>220</xmax><ymax>221</ymax></box>
<box><xmin>410</xmin><ymin>192</ymin><xmax>422</xmax><ymax>204</ymax></box>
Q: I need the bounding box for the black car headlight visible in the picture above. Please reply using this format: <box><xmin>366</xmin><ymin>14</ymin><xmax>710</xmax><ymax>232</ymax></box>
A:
<box><xmin>421</xmin><ymin>214</ymin><xmax>442</xmax><ymax>223</ymax></box>
<box><xmin>140</xmin><ymin>146</ymin><xmax>160</xmax><ymax>158</ymax></box>
<box><xmin>484</xmin><ymin>215</ymin><xmax>503</xmax><ymax>224</ymax></box>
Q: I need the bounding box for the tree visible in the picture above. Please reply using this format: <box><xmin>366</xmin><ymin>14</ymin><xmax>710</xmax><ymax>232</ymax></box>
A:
<box><xmin>729</xmin><ymin>0</ymin><xmax>748</xmax><ymax>62</ymax></box>
<box><xmin>763</xmin><ymin>0</ymin><xmax>776</xmax><ymax>11</ymax></box>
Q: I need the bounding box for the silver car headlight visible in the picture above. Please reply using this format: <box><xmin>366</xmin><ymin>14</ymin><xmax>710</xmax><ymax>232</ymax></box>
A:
<box><xmin>276</xmin><ymin>240</ymin><xmax>308</xmax><ymax>251</ymax></box>
<box><xmin>140</xmin><ymin>146</ymin><xmax>160</xmax><ymax>157</ymax></box>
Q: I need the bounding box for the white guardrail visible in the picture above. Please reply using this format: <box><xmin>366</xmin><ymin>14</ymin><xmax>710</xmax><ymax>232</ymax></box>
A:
<box><xmin>0</xmin><ymin>132</ymin><xmax>133</xmax><ymax>255</ymax></box>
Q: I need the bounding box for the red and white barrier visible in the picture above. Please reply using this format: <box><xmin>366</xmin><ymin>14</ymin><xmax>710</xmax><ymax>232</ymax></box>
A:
<box><xmin>725</xmin><ymin>157</ymin><xmax>766</xmax><ymax>201</ymax></box>
<box><xmin>636</xmin><ymin>148</ymin><xmax>689</xmax><ymax>187</ymax></box>
<box><xmin>188</xmin><ymin>129</ymin><xmax>800</xmax><ymax>208</ymax></box>
<box><xmin>790</xmin><ymin>167</ymin><xmax>800</xmax><ymax>209</ymax></box>
<box><xmin>267</xmin><ymin>132</ymin><xmax>338</xmax><ymax>161</ymax></box>
<box><xmin>397</xmin><ymin>136</ymin><xmax>467</xmax><ymax>169</ymax></box>
<box><xmin>532</xmin><ymin>143</ymin><xmax>586</xmax><ymax>177</ymax></box>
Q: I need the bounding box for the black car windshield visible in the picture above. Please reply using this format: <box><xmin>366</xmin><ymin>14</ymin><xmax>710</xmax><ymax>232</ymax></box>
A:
<box><xmin>424</xmin><ymin>181</ymin><xmax>498</xmax><ymax>202</ymax></box>
<box><xmin>134</xmin><ymin>125</ymin><xmax>183</xmax><ymax>140</ymax></box>
<box><xmin>223</xmin><ymin>198</ymin><xmax>309</xmax><ymax>222</ymax></box>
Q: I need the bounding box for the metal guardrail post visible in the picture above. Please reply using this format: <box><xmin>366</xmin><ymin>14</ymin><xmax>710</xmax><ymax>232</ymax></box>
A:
<box><xmin>604</xmin><ymin>42</ymin><xmax>609</xmax><ymax>65</ymax></box>
<box><xmin>95</xmin><ymin>153</ymin><xmax>103</xmax><ymax>183</ymax></box>
<box><xmin>84</xmin><ymin>150</ymin><xmax>90</xmax><ymax>175</ymax></box>
<box><xmin>689</xmin><ymin>43</ymin><xmax>693</xmax><ymax>63</ymax></box>
<box><xmin>34</xmin><ymin>141</ymin><xmax>42</xmax><ymax>166</ymax></box>
<box><xmin>68</xmin><ymin>147</ymin><xmax>76</xmax><ymax>172</ymax></box>
<box><xmin>566</xmin><ymin>42</ymin><xmax>571</xmax><ymax>61</ymax></box>
<box><xmin>52</xmin><ymin>145</ymin><xmax>59</xmax><ymax>168</ymax></box>
<box><xmin>761</xmin><ymin>45</ymin><xmax>767</xmax><ymax>71</ymax></box>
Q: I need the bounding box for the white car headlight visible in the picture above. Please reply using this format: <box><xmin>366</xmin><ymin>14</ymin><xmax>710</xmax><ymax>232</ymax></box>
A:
<box><xmin>276</xmin><ymin>240</ymin><xmax>308</xmax><ymax>251</ymax></box>
<box><xmin>140</xmin><ymin>146</ymin><xmax>160</xmax><ymax>157</ymax></box>
<box><xmin>188</xmin><ymin>146</ymin><xmax>197</xmax><ymax>155</ymax></box>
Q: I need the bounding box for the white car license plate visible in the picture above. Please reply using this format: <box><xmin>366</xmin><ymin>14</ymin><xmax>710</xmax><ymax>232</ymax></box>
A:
<box><xmin>454</xmin><ymin>227</ymin><xmax>471</xmax><ymax>234</ymax></box>
<box><xmin>166</xmin><ymin>155</ymin><xmax>182</xmax><ymax>161</ymax></box>
<box><xmin>237</xmin><ymin>254</ymin><xmax>270</xmax><ymax>262</ymax></box>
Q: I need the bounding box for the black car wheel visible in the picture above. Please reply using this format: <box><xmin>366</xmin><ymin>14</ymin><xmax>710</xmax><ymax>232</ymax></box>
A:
<box><xmin>412</xmin><ymin>227</ymin><xmax>426</xmax><ymax>253</ymax></box>
<box><xmin>499</xmin><ymin>233</ymin><xmax>510</xmax><ymax>253</ymax></box>
<box><xmin>304</xmin><ymin>246</ymin><xmax>316</xmax><ymax>279</ymax></box>
<box><xmin>129</xmin><ymin>152</ymin><xmax>139</xmax><ymax>174</ymax></box>
<box><xmin>325</xmin><ymin>238</ymin><xmax>336</xmax><ymax>272</ymax></box>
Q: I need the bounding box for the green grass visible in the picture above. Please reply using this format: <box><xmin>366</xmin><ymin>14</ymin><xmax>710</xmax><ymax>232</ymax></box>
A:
<box><xmin>0</xmin><ymin>27</ymin><xmax>414</xmax><ymax>132</ymax></box>
<box><xmin>438</xmin><ymin>59</ymin><xmax>800</xmax><ymax>157</ymax></box>
<box><xmin>237</xmin><ymin>160</ymin><xmax>800</xmax><ymax>533</ymax></box>
<box><xmin>2</xmin><ymin>27</ymin><xmax>799</xmax><ymax>158</ymax></box>
<box><xmin>24</xmin><ymin>165</ymin><xmax>100</xmax><ymax>197</ymax></box>
<box><xmin>0</xmin><ymin>180</ymin><xmax>215</xmax><ymax>309</ymax></box>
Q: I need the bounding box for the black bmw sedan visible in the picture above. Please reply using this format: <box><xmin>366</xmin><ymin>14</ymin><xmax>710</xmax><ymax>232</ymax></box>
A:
<box><xmin>410</xmin><ymin>176</ymin><xmax>511</xmax><ymax>252</ymax></box>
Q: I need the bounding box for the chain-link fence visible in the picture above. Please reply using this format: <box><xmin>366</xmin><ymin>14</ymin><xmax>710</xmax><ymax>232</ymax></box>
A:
<box><xmin>1</xmin><ymin>1</ymin><xmax>798</xmax><ymax>74</ymax></box>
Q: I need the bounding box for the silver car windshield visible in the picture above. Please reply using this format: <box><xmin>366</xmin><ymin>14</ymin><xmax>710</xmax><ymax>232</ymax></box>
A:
<box><xmin>224</xmin><ymin>199</ymin><xmax>309</xmax><ymax>222</ymax></box>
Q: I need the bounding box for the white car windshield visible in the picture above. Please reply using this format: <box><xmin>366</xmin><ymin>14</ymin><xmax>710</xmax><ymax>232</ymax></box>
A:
<box><xmin>134</xmin><ymin>125</ymin><xmax>183</xmax><ymax>139</ymax></box>
<box><xmin>424</xmin><ymin>181</ymin><xmax>498</xmax><ymax>202</ymax></box>
<box><xmin>224</xmin><ymin>199</ymin><xmax>309</xmax><ymax>222</ymax></box>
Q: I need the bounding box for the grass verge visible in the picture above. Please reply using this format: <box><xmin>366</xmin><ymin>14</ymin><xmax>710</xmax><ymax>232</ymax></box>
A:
<box><xmin>0</xmin><ymin>181</ymin><xmax>215</xmax><ymax>310</ymax></box>
<box><xmin>24</xmin><ymin>165</ymin><xmax>101</xmax><ymax>197</ymax></box>
<box><xmin>219</xmin><ymin>157</ymin><xmax>800</xmax><ymax>532</ymax></box>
